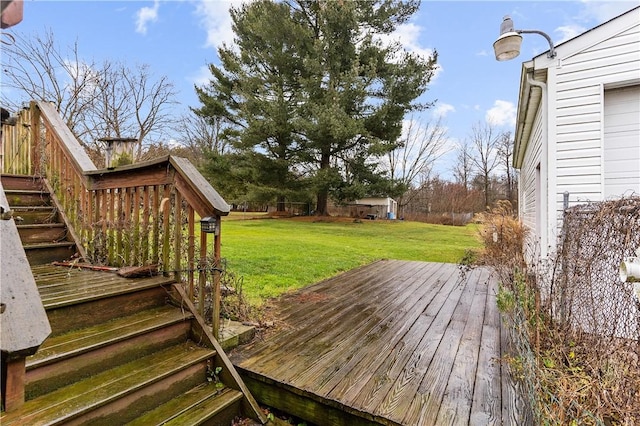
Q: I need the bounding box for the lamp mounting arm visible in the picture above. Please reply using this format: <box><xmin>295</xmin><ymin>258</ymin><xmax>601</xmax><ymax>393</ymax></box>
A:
<box><xmin>516</xmin><ymin>29</ymin><xmax>556</xmax><ymax>58</ymax></box>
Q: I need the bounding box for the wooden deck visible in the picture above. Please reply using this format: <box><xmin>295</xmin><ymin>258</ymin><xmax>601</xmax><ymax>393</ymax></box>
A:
<box><xmin>231</xmin><ymin>260</ymin><xmax>527</xmax><ymax>425</ymax></box>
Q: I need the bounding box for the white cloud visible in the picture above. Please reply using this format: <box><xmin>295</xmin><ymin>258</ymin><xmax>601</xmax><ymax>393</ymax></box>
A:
<box><xmin>191</xmin><ymin>65</ymin><xmax>212</xmax><ymax>87</ymax></box>
<box><xmin>376</xmin><ymin>22</ymin><xmax>442</xmax><ymax>81</ymax></box>
<box><xmin>476</xmin><ymin>50</ymin><xmax>488</xmax><ymax>57</ymax></box>
<box><xmin>554</xmin><ymin>1</ymin><xmax>636</xmax><ymax>44</ymax></box>
<box><xmin>577</xmin><ymin>0</ymin><xmax>638</xmax><ymax>23</ymax></box>
<box><xmin>486</xmin><ymin>100</ymin><xmax>516</xmax><ymax>127</ymax></box>
<box><xmin>432</xmin><ymin>102</ymin><xmax>455</xmax><ymax>118</ymax></box>
<box><xmin>135</xmin><ymin>0</ymin><xmax>160</xmax><ymax>35</ymax></box>
<box><xmin>554</xmin><ymin>24</ymin><xmax>586</xmax><ymax>44</ymax></box>
<box><xmin>194</xmin><ymin>0</ymin><xmax>250</xmax><ymax>50</ymax></box>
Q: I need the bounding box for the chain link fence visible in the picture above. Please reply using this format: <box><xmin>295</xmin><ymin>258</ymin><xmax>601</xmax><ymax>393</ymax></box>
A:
<box><xmin>554</xmin><ymin>197</ymin><xmax>640</xmax><ymax>344</ymax></box>
<box><xmin>491</xmin><ymin>197</ymin><xmax>640</xmax><ymax>425</ymax></box>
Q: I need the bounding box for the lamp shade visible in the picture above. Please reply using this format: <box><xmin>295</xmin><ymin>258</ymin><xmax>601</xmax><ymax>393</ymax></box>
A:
<box><xmin>200</xmin><ymin>216</ymin><xmax>217</xmax><ymax>234</ymax></box>
<box><xmin>493</xmin><ymin>31</ymin><xmax>522</xmax><ymax>61</ymax></box>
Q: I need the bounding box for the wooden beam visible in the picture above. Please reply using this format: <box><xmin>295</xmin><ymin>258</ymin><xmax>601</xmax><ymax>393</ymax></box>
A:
<box><xmin>212</xmin><ymin>216</ymin><xmax>221</xmax><ymax>339</ymax></box>
<box><xmin>3</xmin><ymin>357</ymin><xmax>26</xmax><ymax>412</ymax></box>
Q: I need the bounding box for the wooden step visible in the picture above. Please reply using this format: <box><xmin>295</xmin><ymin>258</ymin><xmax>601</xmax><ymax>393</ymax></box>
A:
<box><xmin>26</xmin><ymin>305</ymin><xmax>195</xmax><ymax>399</ymax></box>
<box><xmin>24</xmin><ymin>241</ymin><xmax>77</xmax><ymax>266</ymax></box>
<box><xmin>18</xmin><ymin>223</ymin><xmax>68</xmax><ymax>244</ymax></box>
<box><xmin>0</xmin><ymin>174</ymin><xmax>45</xmax><ymax>191</ymax></box>
<box><xmin>11</xmin><ymin>205</ymin><xmax>59</xmax><ymax>224</ymax></box>
<box><xmin>4</xmin><ymin>189</ymin><xmax>52</xmax><ymax>207</ymax></box>
<box><xmin>0</xmin><ymin>342</ymin><xmax>216</xmax><ymax>425</ymax></box>
<box><xmin>127</xmin><ymin>384</ymin><xmax>244</xmax><ymax>426</ymax></box>
<box><xmin>37</xmin><ymin>272</ymin><xmax>175</xmax><ymax>336</ymax></box>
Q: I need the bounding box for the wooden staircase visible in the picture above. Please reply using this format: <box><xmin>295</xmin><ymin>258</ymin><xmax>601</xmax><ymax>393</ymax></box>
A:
<box><xmin>0</xmin><ymin>175</ymin><xmax>265</xmax><ymax>425</ymax></box>
<box><xmin>0</xmin><ymin>264</ymin><xmax>259</xmax><ymax>425</ymax></box>
<box><xmin>0</xmin><ymin>175</ymin><xmax>77</xmax><ymax>266</ymax></box>
<box><xmin>2</xmin><ymin>102</ymin><xmax>263</xmax><ymax>424</ymax></box>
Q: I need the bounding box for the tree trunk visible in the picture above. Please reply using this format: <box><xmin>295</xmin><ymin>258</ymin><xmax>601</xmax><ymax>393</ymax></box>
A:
<box><xmin>316</xmin><ymin>192</ymin><xmax>329</xmax><ymax>216</ymax></box>
<box><xmin>316</xmin><ymin>151</ymin><xmax>331</xmax><ymax>216</ymax></box>
<box><xmin>484</xmin><ymin>175</ymin><xmax>490</xmax><ymax>209</ymax></box>
<box><xmin>277</xmin><ymin>195</ymin><xmax>286</xmax><ymax>212</ymax></box>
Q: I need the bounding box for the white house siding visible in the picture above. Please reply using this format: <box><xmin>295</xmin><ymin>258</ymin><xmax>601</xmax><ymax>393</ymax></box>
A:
<box><xmin>603</xmin><ymin>85</ymin><xmax>640</xmax><ymax>197</ymax></box>
<box><xmin>551</xmin><ymin>20</ymin><xmax>640</xmax><ymax>219</ymax></box>
<box><xmin>519</xmin><ymin>105</ymin><xmax>544</xmax><ymax>257</ymax></box>
<box><xmin>520</xmin><ymin>108</ymin><xmax>543</xmax><ymax>231</ymax></box>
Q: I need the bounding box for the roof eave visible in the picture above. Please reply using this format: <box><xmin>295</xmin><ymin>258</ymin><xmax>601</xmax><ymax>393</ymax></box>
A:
<box><xmin>513</xmin><ymin>61</ymin><xmax>546</xmax><ymax>169</ymax></box>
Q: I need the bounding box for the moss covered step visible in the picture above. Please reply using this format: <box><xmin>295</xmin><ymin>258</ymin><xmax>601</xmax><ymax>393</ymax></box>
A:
<box><xmin>17</xmin><ymin>223</ymin><xmax>68</xmax><ymax>244</ymax></box>
<box><xmin>0</xmin><ymin>174</ymin><xmax>46</xmax><ymax>191</ymax></box>
<box><xmin>23</xmin><ymin>241</ymin><xmax>77</xmax><ymax>266</ymax></box>
<box><xmin>10</xmin><ymin>205</ymin><xmax>60</xmax><ymax>224</ymax></box>
<box><xmin>4</xmin><ymin>189</ymin><xmax>52</xmax><ymax>207</ymax></box>
<box><xmin>0</xmin><ymin>342</ymin><xmax>216</xmax><ymax>425</ymax></box>
<box><xmin>127</xmin><ymin>383</ymin><xmax>244</xmax><ymax>426</ymax></box>
<box><xmin>26</xmin><ymin>305</ymin><xmax>195</xmax><ymax>399</ymax></box>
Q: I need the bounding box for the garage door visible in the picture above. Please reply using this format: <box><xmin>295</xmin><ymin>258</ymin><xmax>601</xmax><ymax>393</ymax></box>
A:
<box><xmin>604</xmin><ymin>85</ymin><xmax>640</xmax><ymax>198</ymax></box>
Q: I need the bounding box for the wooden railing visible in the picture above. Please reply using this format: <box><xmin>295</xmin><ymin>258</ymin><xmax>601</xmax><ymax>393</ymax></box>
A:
<box><xmin>0</xmin><ymin>181</ymin><xmax>52</xmax><ymax>411</ymax></box>
<box><xmin>1</xmin><ymin>101</ymin><xmax>229</xmax><ymax>337</ymax></box>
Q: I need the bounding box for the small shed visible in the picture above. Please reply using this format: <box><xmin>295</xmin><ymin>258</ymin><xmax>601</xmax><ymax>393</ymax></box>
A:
<box><xmin>352</xmin><ymin>197</ymin><xmax>398</xmax><ymax>219</ymax></box>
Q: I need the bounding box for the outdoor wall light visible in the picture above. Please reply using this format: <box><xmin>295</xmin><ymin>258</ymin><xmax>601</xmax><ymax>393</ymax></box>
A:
<box><xmin>200</xmin><ymin>216</ymin><xmax>217</xmax><ymax>234</ymax></box>
<box><xmin>493</xmin><ymin>15</ymin><xmax>557</xmax><ymax>61</ymax></box>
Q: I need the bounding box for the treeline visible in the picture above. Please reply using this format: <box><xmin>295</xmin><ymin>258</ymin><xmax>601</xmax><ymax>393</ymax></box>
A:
<box><xmin>2</xmin><ymin>1</ymin><xmax>517</xmax><ymax>222</ymax></box>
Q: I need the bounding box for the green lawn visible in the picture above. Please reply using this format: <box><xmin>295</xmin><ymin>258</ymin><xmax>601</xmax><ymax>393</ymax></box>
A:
<box><xmin>220</xmin><ymin>217</ymin><xmax>481</xmax><ymax>304</ymax></box>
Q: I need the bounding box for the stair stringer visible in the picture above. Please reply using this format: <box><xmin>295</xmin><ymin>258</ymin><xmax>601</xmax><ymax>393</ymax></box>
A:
<box><xmin>169</xmin><ymin>283</ymin><xmax>268</xmax><ymax>424</ymax></box>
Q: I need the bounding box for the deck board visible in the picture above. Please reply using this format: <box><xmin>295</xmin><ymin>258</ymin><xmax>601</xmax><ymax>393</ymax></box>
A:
<box><xmin>31</xmin><ymin>264</ymin><xmax>172</xmax><ymax>308</ymax></box>
<box><xmin>231</xmin><ymin>260</ymin><xmax>527</xmax><ymax>425</ymax></box>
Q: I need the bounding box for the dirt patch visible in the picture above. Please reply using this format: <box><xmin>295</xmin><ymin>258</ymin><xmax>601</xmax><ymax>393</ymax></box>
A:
<box><xmin>292</xmin><ymin>292</ymin><xmax>331</xmax><ymax>303</ymax></box>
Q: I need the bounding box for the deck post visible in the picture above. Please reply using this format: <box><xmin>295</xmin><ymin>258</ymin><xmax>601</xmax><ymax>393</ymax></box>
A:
<box><xmin>212</xmin><ymin>215</ymin><xmax>221</xmax><ymax>339</ymax></box>
<box><xmin>2</xmin><ymin>357</ymin><xmax>26</xmax><ymax>412</ymax></box>
<box><xmin>30</xmin><ymin>101</ymin><xmax>41</xmax><ymax>176</ymax></box>
<box><xmin>199</xmin><ymin>231</ymin><xmax>207</xmax><ymax>318</ymax></box>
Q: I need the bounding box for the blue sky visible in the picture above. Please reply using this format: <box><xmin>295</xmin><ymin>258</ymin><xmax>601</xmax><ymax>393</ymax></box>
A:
<box><xmin>2</xmin><ymin>0</ymin><xmax>638</xmax><ymax>178</ymax></box>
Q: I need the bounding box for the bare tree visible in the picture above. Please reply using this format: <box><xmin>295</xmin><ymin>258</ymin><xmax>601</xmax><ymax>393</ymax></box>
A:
<box><xmin>123</xmin><ymin>64</ymin><xmax>177</xmax><ymax>158</ymax></box>
<box><xmin>173</xmin><ymin>112</ymin><xmax>231</xmax><ymax>166</ymax></box>
<box><xmin>385</xmin><ymin>116</ymin><xmax>448</xmax><ymax>216</ymax></box>
<box><xmin>1</xmin><ymin>29</ymin><xmax>177</xmax><ymax>162</ymax></box>
<box><xmin>497</xmin><ymin>131</ymin><xmax>517</xmax><ymax>206</ymax></box>
<box><xmin>452</xmin><ymin>138</ymin><xmax>474</xmax><ymax>191</ymax></box>
<box><xmin>1</xmin><ymin>30</ymin><xmax>101</xmax><ymax>136</ymax></box>
<box><xmin>469</xmin><ymin>121</ymin><xmax>500</xmax><ymax>208</ymax></box>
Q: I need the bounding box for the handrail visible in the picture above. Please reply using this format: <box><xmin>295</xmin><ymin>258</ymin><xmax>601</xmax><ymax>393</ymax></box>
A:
<box><xmin>1</xmin><ymin>101</ymin><xmax>229</xmax><ymax>337</ymax></box>
<box><xmin>0</xmin><ymin>180</ymin><xmax>52</xmax><ymax>411</ymax></box>
<box><xmin>0</xmin><ymin>181</ymin><xmax>52</xmax><ymax>351</ymax></box>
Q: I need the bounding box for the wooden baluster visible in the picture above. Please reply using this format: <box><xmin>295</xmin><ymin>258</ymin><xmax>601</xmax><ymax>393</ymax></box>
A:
<box><xmin>141</xmin><ymin>186</ymin><xmax>150</xmax><ymax>265</ymax></box>
<box><xmin>132</xmin><ymin>186</ymin><xmax>140</xmax><ymax>265</ymax></box>
<box><xmin>101</xmin><ymin>189</ymin><xmax>108</xmax><ymax>264</ymax></box>
<box><xmin>30</xmin><ymin>103</ymin><xmax>40</xmax><ymax>175</ymax></box>
<box><xmin>124</xmin><ymin>187</ymin><xmax>133</xmax><ymax>265</ymax></box>
<box><xmin>162</xmin><ymin>186</ymin><xmax>171</xmax><ymax>276</ymax></box>
<box><xmin>152</xmin><ymin>185</ymin><xmax>160</xmax><ymax>265</ymax></box>
<box><xmin>187</xmin><ymin>206</ymin><xmax>195</xmax><ymax>300</ymax></box>
<box><xmin>173</xmin><ymin>192</ymin><xmax>182</xmax><ymax>283</ymax></box>
<box><xmin>87</xmin><ymin>187</ymin><xmax>94</xmax><ymax>256</ymax></box>
<box><xmin>108</xmin><ymin>189</ymin><xmax>116</xmax><ymax>265</ymax></box>
<box><xmin>213</xmin><ymin>215</ymin><xmax>221</xmax><ymax>339</ymax></box>
<box><xmin>199</xmin><ymin>230</ymin><xmax>206</xmax><ymax>317</ymax></box>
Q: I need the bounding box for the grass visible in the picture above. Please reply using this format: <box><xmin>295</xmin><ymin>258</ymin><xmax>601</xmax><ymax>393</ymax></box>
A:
<box><xmin>220</xmin><ymin>217</ymin><xmax>481</xmax><ymax>305</ymax></box>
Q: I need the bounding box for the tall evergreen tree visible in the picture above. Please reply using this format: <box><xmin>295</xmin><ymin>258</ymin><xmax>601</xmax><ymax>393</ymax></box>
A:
<box><xmin>196</xmin><ymin>0</ymin><xmax>437</xmax><ymax>215</ymax></box>
<box><xmin>195</xmin><ymin>0</ymin><xmax>308</xmax><ymax>211</ymax></box>
<box><xmin>292</xmin><ymin>0</ymin><xmax>436</xmax><ymax>214</ymax></box>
